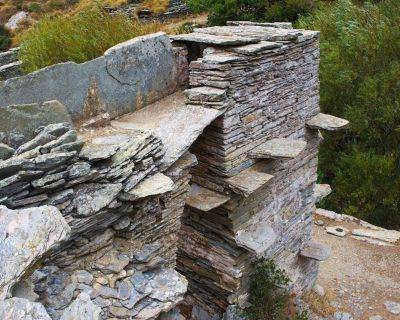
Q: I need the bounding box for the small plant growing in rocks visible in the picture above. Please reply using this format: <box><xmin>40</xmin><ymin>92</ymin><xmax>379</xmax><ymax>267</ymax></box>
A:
<box><xmin>244</xmin><ymin>259</ymin><xmax>308</xmax><ymax>320</ymax></box>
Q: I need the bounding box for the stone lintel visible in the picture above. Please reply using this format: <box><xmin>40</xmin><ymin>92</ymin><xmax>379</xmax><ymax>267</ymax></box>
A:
<box><xmin>300</xmin><ymin>241</ymin><xmax>331</xmax><ymax>261</ymax></box>
<box><xmin>249</xmin><ymin>138</ymin><xmax>307</xmax><ymax>160</ymax></box>
<box><xmin>170</xmin><ymin>33</ymin><xmax>260</xmax><ymax>46</ymax></box>
<box><xmin>119</xmin><ymin>173</ymin><xmax>174</xmax><ymax>201</ymax></box>
<box><xmin>235</xmin><ymin>220</ymin><xmax>277</xmax><ymax>256</ymax></box>
<box><xmin>227</xmin><ymin>21</ymin><xmax>293</xmax><ymax>29</ymax></box>
<box><xmin>186</xmin><ymin>184</ymin><xmax>231</xmax><ymax>211</ymax></box>
<box><xmin>306</xmin><ymin>113</ymin><xmax>349</xmax><ymax>131</ymax></box>
<box><xmin>231</xmin><ymin>41</ymin><xmax>282</xmax><ymax>55</ymax></box>
<box><xmin>225</xmin><ymin>164</ymin><xmax>273</xmax><ymax>197</ymax></box>
<box><xmin>314</xmin><ymin>184</ymin><xmax>332</xmax><ymax>203</ymax></box>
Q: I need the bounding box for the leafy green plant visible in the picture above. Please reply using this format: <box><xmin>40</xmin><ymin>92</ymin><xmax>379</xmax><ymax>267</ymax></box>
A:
<box><xmin>298</xmin><ymin>0</ymin><xmax>400</xmax><ymax>229</ymax></box>
<box><xmin>18</xmin><ymin>6</ymin><xmax>163</xmax><ymax>72</ymax></box>
<box><xmin>244</xmin><ymin>259</ymin><xmax>291</xmax><ymax>320</ymax></box>
<box><xmin>185</xmin><ymin>0</ymin><xmax>316</xmax><ymax>26</ymax></box>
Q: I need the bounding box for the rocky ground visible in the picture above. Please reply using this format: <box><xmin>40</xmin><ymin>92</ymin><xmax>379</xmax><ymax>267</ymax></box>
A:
<box><xmin>305</xmin><ymin>214</ymin><xmax>400</xmax><ymax>320</ymax></box>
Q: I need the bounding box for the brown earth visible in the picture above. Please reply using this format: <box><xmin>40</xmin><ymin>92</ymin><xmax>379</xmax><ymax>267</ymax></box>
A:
<box><xmin>310</xmin><ymin>216</ymin><xmax>400</xmax><ymax>319</ymax></box>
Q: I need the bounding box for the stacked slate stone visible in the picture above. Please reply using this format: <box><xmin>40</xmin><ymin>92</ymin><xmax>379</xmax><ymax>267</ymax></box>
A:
<box><xmin>171</xmin><ymin>22</ymin><xmax>348</xmax><ymax>317</ymax></box>
<box><xmin>0</xmin><ymin>47</ymin><xmax>22</xmax><ymax>80</ymax></box>
<box><xmin>0</xmin><ymin>108</ymin><xmax>197</xmax><ymax>319</ymax></box>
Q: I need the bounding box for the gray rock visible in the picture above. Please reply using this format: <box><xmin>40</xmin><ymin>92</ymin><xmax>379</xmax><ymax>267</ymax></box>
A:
<box><xmin>11</xmin><ymin>280</ymin><xmax>39</xmax><ymax>302</ymax></box>
<box><xmin>223</xmin><ymin>305</ymin><xmax>245</xmax><ymax>320</ymax></box>
<box><xmin>184</xmin><ymin>87</ymin><xmax>227</xmax><ymax>102</ymax></box>
<box><xmin>0</xmin><ymin>298</ymin><xmax>51</xmax><ymax>319</ymax></box>
<box><xmin>149</xmin><ymin>269</ymin><xmax>188</xmax><ymax>302</ymax></box>
<box><xmin>72</xmin><ymin>183</ymin><xmax>122</xmax><ymax>217</ymax></box>
<box><xmin>72</xmin><ymin>270</ymin><xmax>93</xmax><ymax>285</ymax></box>
<box><xmin>0</xmin><ymin>205</ymin><xmax>70</xmax><ymax>299</ymax></box>
<box><xmin>0</xmin><ymin>101</ymin><xmax>72</xmax><ymax>149</ymax></box>
<box><xmin>186</xmin><ymin>184</ymin><xmax>230</xmax><ymax>212</ymax></box>
<box><xmin>306</xmin><ymin>113</ymin><xmax>349</xmax><ymax>131</ymax></box>
<box><xmin>0</xmin><ymin>61</ymin><xmax>23</xmax><ymax>81</ymax></box>
<box><xmin>314</xmin><ymin>184</ymin><xmax>332</xmax><ymax>203</ymax></box>
<box><xmin>311</xmin><ymin>284</ymin><xmax>325</xmax><ymax>297</ymax></box>
<box><xmin>0</xmin><ymin>143</ymin><xmax>14</xmax><ymax>160</ymax></box>
<box><xmin>333</xmin><ymin>312</ymin><xmax>354</xmax><ymax>320</ymax></box>
<box><xmin>326</xmin><ymin>226</ymin><xmax>349</xmax><ymax>237</ymax></box>
<box><xmin>369</xmin><ymin>316</ymin><xmax>383</xmax><ymax>320</ymax></box>
<box><xmin>249</xmin><ymin>138</ymin><xmax>307</xmax><ymax>160</ymax></box>
<box><xmin>171</xmin><ymin>33</ymin><xmax>259</xmax><ymax>46</ymax></box>
<box><xmin>119</xmin><ymin>173</ymin><xmax>174</xmax><ymax>201</ymax></box>
<box><xmin>384</xmin><ymin>301</ymin><xmax>400</xmax><ymax>314</ymax></box>
<box><xmin>92</xmin><ymin>250</ymin><xmax>129</xmax><ymax>274</ymax></box>
<box><xmin>61</xmin><ymin>293</ymin><xmax>101</xmax><ymax>320</ymax></box>
<box><xmin>34</xmin><ymin>151</ymin><xmax>76</xmax><ymax>171</ymax></box>
<box><xmin>133</xmin><ymin>242</ymin><xmax>162</xmax><ymax>263</ymax></box>
<box><xmin>46</xmin><ymin>189</ymin><xmax>74</xmax><ymax>206</ymax></box>
<box><xmin>5</xmin><ymin>11</ymin><xmax>29</xmax><ymax>31</ymax></box>
<box><xmin>300</xmin><ymin>242</ymin><xmax>331</xmax><ymax>261</ymax></box>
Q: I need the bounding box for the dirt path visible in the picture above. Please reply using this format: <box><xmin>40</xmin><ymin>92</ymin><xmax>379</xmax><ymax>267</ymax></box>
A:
<box><xmin>310</xmin><ymin>216</ymin><xmax>400</xmax><ymax>319</ymax></box>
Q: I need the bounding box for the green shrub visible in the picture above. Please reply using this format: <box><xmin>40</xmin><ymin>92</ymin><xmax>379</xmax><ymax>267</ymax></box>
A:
<box><xmin>299</xmin><ymin>0</ymin><xmax>400</xmax><ymax>229</ymax></box>
<box><xmin>15</xmin><ymin>0</ymin><xmax>24</xmax><ymax>10</ymax></box>
<box><xmin>18</xmin><ymin>6</ymin><xmax>162</xmax><ymax>72</ymax></box>
<box><xmin>244</xmin><ymin>260</ymin><xmax>290</xmax><ymax>320</ymax></box>
<box><xmin>0</xmin><ymin>25</ymin><xmax>12</xmax><ymax>52</ymax></box>
<box><xmin>185</xmin><ymin>0</ymin><xmax>316</xmax><ymax>26</ymax></box>
<box><xmin>28</xmin><ymin>2</ymin><xmax>42</xmax><ymax>12</ymax></box>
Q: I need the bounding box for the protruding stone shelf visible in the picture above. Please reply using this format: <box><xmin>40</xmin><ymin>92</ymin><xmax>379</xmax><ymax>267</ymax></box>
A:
<box><xmin>249</xmin><ymin>138</ymin><xmax>307</xmax><ymax>160</ymax></box>
<box><xmin>119</xmin><ymin>173</ymin><xmax>174</xmax><ymax>201</ymax></box>
<box><xmin>184</xmin><ymin>87</ymin><xmax>227</xmax><ymax>102</ymax></box>
<box><xmin>231</xmin><ymin>41</ymin><xmax>282</xmax><ymax>55</ymax></box>
<box><xmin>186</xmin><ymin>184</ymin><xmax>231</xmax><ymax>211</ymax></box>
<box><xmin>306</xmin><ymin>113</ymin><xmax>349</xmax><ymax>131</ymax></box>
<box><xmin>111</xmin><ymin>91</ymin><xmax>220</xmax><ymax>170</ymax></box>
<box><xmin>225</xmin><ymin>163</ymin><xmax>273</xmax><ymax>197</ymax></box>
<box><xmin>314</xmin><ymin>184</ymin><xmax>332</xmax><ymax>203</ymax></box>
<box><xmin>170</xmin><ymin>33</ymin><xmax>259</xmax><ymax>46</ymax></box>
<box><xmin>235</xmin><ymin>220</ymin><xmax>277</xmax><ymax>257</ymax></box>
<box><xmin>300</xmin><ymin>241</ymin><xmax>331</xmax><ymax>261</ymax></box>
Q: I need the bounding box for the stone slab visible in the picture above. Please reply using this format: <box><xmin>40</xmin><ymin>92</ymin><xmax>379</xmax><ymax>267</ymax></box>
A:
<box><xmin>314</xmin><ymin>184</ymin><xmax>332</xmax><ymax>203</ymax></box>
<box><xmin>225</xmin><ymin>163</ymin><xmax>273</xmax><ymax>197</ymax></box>
<box><xmin>306</xmin><ymin>113</ymin><xmax>349</xmax><ymax>131</ymax></box>
<box><xmin>0</xmin><ymin>298</ymin><xmax>51</xmax><ymax>319</ymax></box>
<box><xmin>0</xmin><ymin>101</ymin><xmax>72</xmax><ymax>149</ymax></box>
<box><xmin>170</xmin><ymin>33</ymin><xmax>260</xmax><ymax>46</ymax></box>
<box><xmin>351</xmin><ymin>228</ymin><xmax>400</xmax><ymax>244</ymax></box>
<box><xmin>300</xmin><ymin>241</ymin><xmax>331</xmax><ymax>261</ymax></box>
<box><xmin>119</xmin><ymin>173</ymin><xmax>174</xmax><ymax>201</ymax></box>
<box><xmin>227</xmin><ymin>21</ymin><xmax>293</xmax><ymax>29</ymax></box>
<box><xmin>235</xmin><ymin>220</ymin><xmax>277</xmax><ymax>256</ymax></box>
<box><xmin>0</xmin><ymin>33</ymin><xmax>181</xmax><ymax>121</ymax></box>
<box><xmin>231</xmin><ymin>41</ymin><xmax>282</xmax><ymax>55</ymax></box>
<box><xmin>111</xmin><ymin>91</ymin><xmax>220</xmax><ymax>170</ymax></box>
<box><xmin>249</xmin><ymin>138</ymin><xmax>307</xmax><ymax>160</ymax></box>
<box><xmin>186</xmin><ymin>184</ymin><xmax>230</xmax><ymax>211</ymax></box>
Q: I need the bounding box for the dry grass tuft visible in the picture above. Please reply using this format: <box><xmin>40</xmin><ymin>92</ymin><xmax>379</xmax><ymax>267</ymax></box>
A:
<box><xmin>140</xmin><ymin>0</ymin><xmax>170</xmax><ymax>14</ymax></box>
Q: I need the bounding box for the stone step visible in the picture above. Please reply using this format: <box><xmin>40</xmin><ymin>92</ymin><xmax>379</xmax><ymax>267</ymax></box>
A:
<box><xmin>170</xmin><ymin>33</ymin><xmax>259</xmax><ymax>46</ymax></box>
<box><xmin>119</xmin><ymin>173</ymin><xmax>174</xmax><ymax>201</ymax></box>
<box><xmin>300</xmin><ymin>241</ymin><xmax>331</xmax><ymax>261</ymax></box>
<box><xmin>235</xmin><ymin>220</ymin><xmax>277</xmax><ymax>257</ymax></box>
<box><xmin>314</xmin><ymin>183</ymin><xmax>332</xmax><ymax>203</ymax></box>
<box><xmin>249</xmin><ymin>138</ymin><xmax>307</xmax><ymax>160</ymax></box>
<box><xmin>224</xmin><ymin>163</ymin><xmax>273</xmax><ymax>197</ymax></box>
<box><xmin>186</xmin><ymin>184</ymin><xmax>231</xmax><ymax>211</ymax></box>
<box><xmin>306</xmin><ymin>113</ymin><xmax>349</xmax><ymax>131</ymax></box>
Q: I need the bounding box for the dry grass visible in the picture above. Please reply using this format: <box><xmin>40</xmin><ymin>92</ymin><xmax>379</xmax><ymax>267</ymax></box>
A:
<box><xmin>302</xmin><ymin>291</ymin><xmax>337</xmax><ymax>317</ymax></box>
<box><xmin>140</xmin><ymin>0</ymin><xmax>169</xmax><ymax>14</ymax></box>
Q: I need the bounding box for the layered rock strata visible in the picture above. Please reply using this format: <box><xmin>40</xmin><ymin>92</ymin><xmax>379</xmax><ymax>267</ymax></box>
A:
<box><xmin>171</xmin><ymin>22</ymin><xmax>348</xmax><ymax>317</ymax></box>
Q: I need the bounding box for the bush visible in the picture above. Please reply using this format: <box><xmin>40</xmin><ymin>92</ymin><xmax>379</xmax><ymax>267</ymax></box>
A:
<box><xmin>28</xmin><ymin>2</ymin><xmax>42</xmax><ymax>12</ymax></box>
<box><xmin>18</xmin><ymin>6</ymin><xmax>163</xmax><ymax>72</ymax></box>
<box><xmin>0</xmin><ymin>25</ymin><xmax>12</xmax><ymax>52</ymax></box>
<box><xmin>185</xmin><ymin>0</ymin><xmax>316</xmax><ymax>26</ymax></box>
<box><xmin>244</xmin><ymin>260</ymin><xmax>307</xmax><ymax>320</ymax></box>
<box><xmin>298</xmin><ymin>0</ymin><xmax>400</xmax><ymax>229</ymax></box>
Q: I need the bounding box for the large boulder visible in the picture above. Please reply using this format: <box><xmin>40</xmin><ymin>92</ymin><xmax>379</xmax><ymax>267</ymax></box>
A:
<box><xmin>60</xmin><ymin>293</ymin><xmax>101</xmax><ymax>320</ymax></box>
<box><xmin>0</xmin><ymin>297</ymin><xmax>51</xmax><ymax>320</ymax></box>
<box><xmin>0</xmin><ymin>205</ymin><xmax>71</xmax><ymax>300</ymax></box>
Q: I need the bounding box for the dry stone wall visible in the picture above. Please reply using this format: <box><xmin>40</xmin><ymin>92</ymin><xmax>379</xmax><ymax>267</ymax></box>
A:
<box><xmin>0</xmin><ymin>22</ymin><xmax>348</xmax><ymax>320</ymax></box>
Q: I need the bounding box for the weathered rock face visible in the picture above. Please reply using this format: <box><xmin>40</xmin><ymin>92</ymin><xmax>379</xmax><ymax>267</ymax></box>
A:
<box><xmin>0</xmin><ymin>205</ymin><xmax>70</xmax><ymax>300</ymax></box>
<box><xmin>0</xmin><ymin>297</ymin><xmax>52</xmax><ymax>320</ymax></box>
<box><xmin>0</xmin><ymin>33</ymin><xmax>188</xmax><ymax>121</ymax></box>
<box><xmin>60</xmin><ymin>293</ymin><xmax>101</xmax><ymax>320</ymax></box>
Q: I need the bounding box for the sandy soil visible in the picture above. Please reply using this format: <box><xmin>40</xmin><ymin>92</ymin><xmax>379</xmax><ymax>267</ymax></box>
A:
<box><xmin>311</xmin><ymin>217</ymin><xmax>400</xmax><ymax>319</ymax></box>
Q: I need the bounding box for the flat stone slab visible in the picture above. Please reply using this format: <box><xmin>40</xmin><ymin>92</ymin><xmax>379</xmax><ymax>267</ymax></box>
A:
<box><xmin>186</xmin><ymin>184</ymin><xmax>230</xmax><ymax>211</ymax></box>
<box><xmin>300</xmin><ymin>241</ymin><xmax>331</xmax><ymax>261</ymax></box>
<box><xmin>119</xmin><ymin>173</ymin><xmax>174</xmax><ymax>201</ymax></box>
<box><xmin>0</xmin><ymin>298</ymin><xmax>52</xmax><ymax>319</ymax></box>
<box><xmin>306</xmin><ymin>113</ymin><xmax>349</xmax><ymax>131</ymax></box>
<box><xmin>314</xmin><ymin>184</ymin><xmax>332</xmax><ymax>203</ymax></box>
<box><xmin>231</xmin><ymin>41</ymin><xmax>282</xmax><ymax>55</ymax></box>
<box><xmin>184</xmin><ymin>87</ymin><xmax>227</xmax><ymax>102</ymax></box>
<box><xmin>351</xmin><ymin>228</ymin><xmax>400</xmax><ymax>244</ymax></box>
<box><xmin>326</xmin><ymin>226</ymin><xmax>349</xmax><ymax>237</ymax></box>
<box><xmin>227</xmin><ymin>21</ymin><xmax>293</xmax><ymax>29</ymax></box>
<box><xmin>249</xmin><ymin>138</ymin><xmax>307</xmax><ymax>160</ymax></box>
<box><xmin>170</xmin><ymin>33</ymin><xmax>260</xmax><ymax>46</ymax></box>
<box><xmin>235</xmin><ymin>220</ymin><xmax>277</xmax><ymax>256</ymax></box>
<box><xmin>112</xmin><ymin>91</ymin><xmax>220</xmax><ymax>170</ymax></box>
<box><xmin>225</xmin><ymin>163</ymin><xmax>273</xmax><ymax>197</ymax></box>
